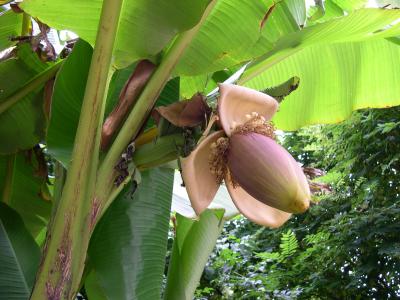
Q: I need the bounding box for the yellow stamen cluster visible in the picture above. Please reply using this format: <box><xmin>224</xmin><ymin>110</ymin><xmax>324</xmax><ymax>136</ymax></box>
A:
<box><xmin>209</xmin><ymin>137</ymin><xmax>229</xmax><ymax>184</ymax></box>
<box><xmin>232</xmin><ymin>112</ymin><xmax>275</xmax><ymax>139</ymax></box>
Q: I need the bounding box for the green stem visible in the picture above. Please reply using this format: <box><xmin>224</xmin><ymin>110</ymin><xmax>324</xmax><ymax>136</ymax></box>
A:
<box><xmin>1</xmin><ymin>154</ymin><xmax>16</xmax><ymax>205</ymax></box>
<box><xmin>30</xmin><ymin>0</ymin><xmax>123</xmax><ymax>298</ymax></box>
<box><xmin>0</xmin><ymin>62</ymin><xmax>61</xmax><ymax>114</ymax></box>
<box><xmin>95</xmin><ymin>0</ymin><xmax>218</xmax><ymax>214</ymax></box>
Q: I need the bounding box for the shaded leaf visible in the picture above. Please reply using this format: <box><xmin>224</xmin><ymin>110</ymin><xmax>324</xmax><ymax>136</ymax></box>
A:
<box><xmin>84</xmin><ymin>270</ymin><xmax>107</xmax><ymax>300</ymax></box>
<box><xmin>46</xmin><ymin>39</ymin><xmax>92</xmax><ymax>166</ymax></box>
<box><xmin>87</xmin><ymin>168</ymin><xmax>174</xmax><ymax>300</ymax></box>
<box><xmin>0</xmin><ymin>153</ymin><xmax>51</xmax><ymax>238</ymax></box>
<box><xmin>0</xmin><ymin>43</ymin><xmax>50</xmax><ymax>153</ymax></box>
<box><xmin>0</xmin><ymin>202</ymin><xmax>40</xmax><ymax>300</ymax></box>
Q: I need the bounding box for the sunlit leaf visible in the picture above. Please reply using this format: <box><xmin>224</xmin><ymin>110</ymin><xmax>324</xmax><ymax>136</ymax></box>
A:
<box><xmin>20</xmin><ymin>0</ymin><xmax>211</xmax><ymax>68</ymax></box>
<box><xmin>245</xmin><ymin>39</ymin><xmax>400</xmax><ymax>130</ymax></box>
<box><xmin>332</xmin><ymin>0</ymin><xmax>368</xmax><ymax>11</ymax></box>
<box><xmin>174</xmin><ymin>0</ymin><xmax>298</xmax><ymax>76</ymax></box>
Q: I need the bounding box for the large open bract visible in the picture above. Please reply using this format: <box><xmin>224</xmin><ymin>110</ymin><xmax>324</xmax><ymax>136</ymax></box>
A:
<box><xmin>181</xmin><ymin>84</ymin><xmax>311</xmax><ymax>227</ymax></box>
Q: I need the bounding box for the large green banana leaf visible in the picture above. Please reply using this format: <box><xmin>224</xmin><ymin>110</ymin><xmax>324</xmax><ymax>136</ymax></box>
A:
<box><xmin>20</xmin><ymin>0</ymin><xmax>211</xmax><ymax>69</ymax></box>
<box><xmin>177</xmin><ymin>8</ymin><xmax>400</xmax><ymax>77</ymax></box>
<box><xmin>0</xmin><ymin>153</ymin><xmax>51</xmax><ymax>238</ymax></box>
<box><xmin>0</xmin><ymin>202</ymin><xmax>40</xmax><ymax>300</ymax></box>
<box><xmin>234</xmin><ymin>9</ymin><xmax>400</xmax><ymax>130</ymax></box>
<box><xmin>86</xmin><ymin>168</ymin><xmax>174</xmax><ymax>300</ymax></box>
<box><xmin>174</xmin><ymin>0</ymin><xmax>298</xmax><ymax>76</ymax></box>
<box><xmin>245</xmin><ymin>39</ymin><xmax>400</xmax><ymax>130</ymax></box>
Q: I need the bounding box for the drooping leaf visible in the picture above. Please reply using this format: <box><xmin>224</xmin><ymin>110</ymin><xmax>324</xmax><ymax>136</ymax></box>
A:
<box><xmin>0</xmin><ymin>202</ymin><xmax>41</xmax><ymax>300</ymax></box>
<box><xmin>241</xmin><ymin>9</ymin><xmax>400</xmax><ymax>83</ymax></box>
<box><xmin>20</xmin><ymin>0</ymin><xmax>211</xmax><ymax>68</ymax></box>
<box><xmin>0</xmin><ymin>153</ymin><xmax>51</xmax><ymax>238</ymax></box>
<box><xmin>245</xmin><ymin>39</ymin><xmax>400</xmax><ymax>130</ymax></box>
<box><xmin>0</xmin><ymin>10</ymin><xmax>22</xmax><ymax>50</ymax></box>
<box><xmin>87</xmin><ymin>168</ymin><xmax>174</xmax><ymax>300</ymax></box>
<box><xmin>164</xmin><ymin>210</ymin><xmax>224</xmax><ymax>300</ymax></box>
<box><xmin>0</xmin><ymin>43</ymin><xmax>51</xmax><ymax>153</ymax></box>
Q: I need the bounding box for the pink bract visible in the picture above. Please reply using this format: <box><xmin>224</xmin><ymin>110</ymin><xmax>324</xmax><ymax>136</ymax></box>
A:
<box><xmin>180</xmin><ymin>83</ymin><xmax>310</xmax><ymax>227</ymax></box>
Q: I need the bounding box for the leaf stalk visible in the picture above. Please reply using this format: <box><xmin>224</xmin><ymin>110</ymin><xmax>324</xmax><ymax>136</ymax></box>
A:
<box><xmin>30</xmin><ymin>0</ymin><xmax>124</xmax><ymax>298</ymax></box>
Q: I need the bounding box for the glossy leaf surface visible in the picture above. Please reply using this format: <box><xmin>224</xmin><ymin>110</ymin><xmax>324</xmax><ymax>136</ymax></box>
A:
<box><xmin>20</xmin><ymin>0</ymin><xmax>211</xmax><ymax>68</ymax></box>
<box><xmin>246</xmin><ymin>39</ymin><xmax>400</xmax><ymax>130</ymax></box>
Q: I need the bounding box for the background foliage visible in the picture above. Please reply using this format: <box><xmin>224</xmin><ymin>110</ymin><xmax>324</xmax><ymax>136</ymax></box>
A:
<box><xmin>196</xmin><ymin>106</ymin><xmax>400</xmax><ymax>299</ymax></box>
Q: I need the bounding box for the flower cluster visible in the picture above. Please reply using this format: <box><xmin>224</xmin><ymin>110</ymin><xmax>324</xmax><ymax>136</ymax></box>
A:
<box><xmin>180</xmin><ymin>84</ymin><xmax>310</xmax><ymax>227</ymax></box>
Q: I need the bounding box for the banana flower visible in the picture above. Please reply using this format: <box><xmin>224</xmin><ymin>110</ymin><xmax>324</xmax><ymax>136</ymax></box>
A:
<box><xmin>180</xmin><ymin>84</ymin><xmax>310</xmax><ymax>228</ymax></box>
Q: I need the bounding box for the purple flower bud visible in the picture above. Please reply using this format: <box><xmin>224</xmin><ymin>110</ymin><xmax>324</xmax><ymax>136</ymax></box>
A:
<box><xmin>227</xmin><ymin>133</ymin><xmax>310</xmax><ymax>214</ymax></box>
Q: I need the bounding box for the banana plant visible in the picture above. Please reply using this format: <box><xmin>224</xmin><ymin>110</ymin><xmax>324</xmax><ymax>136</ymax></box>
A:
<box><xmin>1</xmin><ymin>0</ymin><xmax>400</xmax><ymax>299</ymax></box>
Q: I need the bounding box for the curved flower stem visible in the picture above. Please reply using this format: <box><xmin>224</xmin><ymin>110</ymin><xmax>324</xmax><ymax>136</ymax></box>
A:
<box><xmin>94</xmin><ymin>0</ymin><xmax>218</xmax><ymax>218</ymax></box>
<box><xmin>30</xmin><ymin>0</ymin><xmax>123</xmax><ymax>298</ymax></box>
